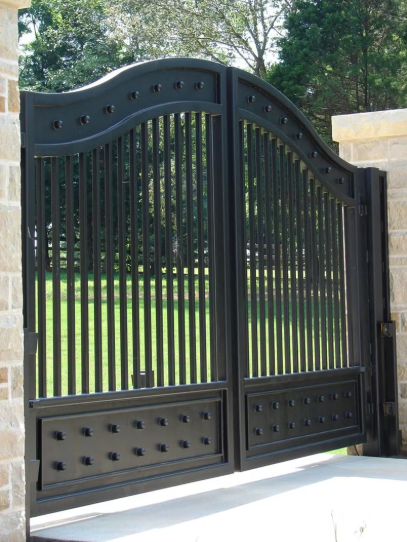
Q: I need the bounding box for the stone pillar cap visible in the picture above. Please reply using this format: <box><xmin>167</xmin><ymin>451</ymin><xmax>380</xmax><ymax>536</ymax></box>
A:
<box><xmin>1</xmin><ymin>0</ymin><xmax>31</xmax><ymax>8</ymax></box>
<box><xmin>332</xmin><ymin>109</ymin><xmax>407</xmax><ymax>142</ymax></box>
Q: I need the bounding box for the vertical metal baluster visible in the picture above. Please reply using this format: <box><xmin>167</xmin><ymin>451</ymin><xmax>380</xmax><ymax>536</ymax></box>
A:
<box><xmin>196</xmin><ymin>113</ymin><xmax>207</xmax><ymax>382</ymax></box>
<box><xmin>174</xmin><ymin>114</ymin><xmax>186</xmax><ymax>384</ymax></box>
<box><xmin>36</xmin><ymin>158</ymin><xmax>47</xmax><ymax>397</ymax></box>
<box><xmin>280</xmin><ymin>146</ymin><xmax>291</xmax><ymax>374</ymax></box>
<box><xmin>338</xmin><ymin>204</ymin><xmax>348</xmax><ymax>368</ymax></box>
<box><xmin>272</xmin><ymin>140</ymin><xmax>283</xmax><ymax>375</ymax></box>
<box><xmin>264</xmin><ymin>134</ymin><xmax>275</xmax><ymax>375</ymax></box>
<box><xmin>303</xmin><ymin>170</ymin><xmax>313</xmax><ymax>372</ymax></box>
<box><xmin>206</xmin><ymin>114</ymin><xmax>217</xmax><ymax>381</ymax></box>
<box><xmin>129</xmin><ymin>128</ymin><xmax>141</xmax><ymax>388</ymax></box>
<box><xmin>332</xmin><ymin>199</ymin><xmax>341</xmax><ymax>369</ymax></box>
<box><xmin>79</xmin><ymin>153</ymin><xmax>89</xmax><ymax>393</ymax></box>
<box><xmin>65</xmin><ymin>155</ymin><xmax>76</xmax><ymax>395</ymax></box>
<box><xmin>104</xmin><ymin>142</ymin><xmax>116</xmax><ymax>390</ymax></box>
<box><xmin>255</xmin><ymin>128</ymin><xmax>267</xmax><ymax>376</ymax></box>
<box><xmin>117</xmin><ymin>137</ymin><xmax>129</xmax><ymax>390</ymax></box>
<box><xmin>310</xmin><ymin>179</ymin><xmax>320</xmax><ymax>371</ymax></box>
<box><xmin>141</xmin><ymin>123</ymin><xmax>153</xmax><ymax>387</ymax></box>
<box><xmin>93</xmin><ymin>148</ymin><xmax>103</xmax><ymax>392</ymax></box>
<box><xmin>51</xmin><ymin>157</ymin><xmax>61</xmax><ymax>396</ymax></box>
<box><xmin>318</xmin><ymin>187</ymin><xmax>327</xmax><ymax>370</ymax></box>
<box><xmin>163</xmin><ymin>117</ymin><xmax>175</xmax><ymax>386</ymax></box>
<box><xmin>241</xmin><ymin>121</ymin><xmax>250</xmax><ymax>377</ymax></box>
<box><xmin>185</xmin><ymin>113</ymin><xmax>197</xmax><ymax>383</ymax></box>
<box><xmin>287</xmin><ymin>154</ymin><xmax>298</xmax><ymax>373</ymax></box>
<box><xmin>325</xmin><ymin>192</ymin><xmax>334</xmax><ymax>369</ymax></box>
<box><xmin>295</xmin><ymin>161</ymin><xmax>306</xmax><ymax>372</ymax></box>
<box><xmin>247</xmin><ymin>123</ymin><xmax>258</xmax><ymax>377</ymax></box>
<box><xmin>152</xmin><ymin>118</ymin><xmax>164</xmax><ymax>387</ymax></box>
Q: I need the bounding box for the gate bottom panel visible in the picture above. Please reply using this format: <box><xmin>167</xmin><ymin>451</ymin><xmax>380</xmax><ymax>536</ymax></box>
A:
<box><xmin>241</xmin><ymin>369</ymin><xmax>365</xmax><ymax>469</ymax></box>
<box><xmin>29</xmin><ymin>386</ymin><xmax>232</xmax><ymax>516</ymax></box>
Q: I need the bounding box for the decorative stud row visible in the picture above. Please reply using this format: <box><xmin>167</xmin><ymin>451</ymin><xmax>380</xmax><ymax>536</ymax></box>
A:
<box><xmin>254</xmin><ymin>392</ymin><xmax>352</xmax><ymax>413</ymax></box>
<box><xmin>254</xmin><ymin>412</ymin><xmax>353</xmax><ymax>435</ymax></box>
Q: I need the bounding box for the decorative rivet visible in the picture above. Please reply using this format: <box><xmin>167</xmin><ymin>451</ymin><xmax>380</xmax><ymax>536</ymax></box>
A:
<box><xmin>310</xmin><ymin>151</ymin><xmax>318</xmax><ymax>158</ymax></box>
<box><xmin>160</xmin><ymin>444</ymin><xmax>169</xmax><ymax>452</ymax></box>
<box><xmin>55</xmin><ymin>431</ymin><xmax>66</xmax><ymax>441</ymax></box>
<box><xmin>53</xmin><ymin>120</ymin><xmax>63</xmax><ymax>130</ymax></box>
<box><xmin>135</xmin><ymin>447</ymin><xmax>146</xmax><ymax>456</ymax></box>
<box><xmin>331</xmin><ymin>393</ymin><xmax>339</xmax><ymax>400</ymax></box>
<box><xmin>318</xmin><ymin>395</ymin><xmax>325</xmax><ymax>402</ymax></box>
<box><xmin>175</xmin><ymin>80</ymin><xmax>184</xmax><ymax>89</ymax></box>
<box><xmin>345</xmin><ymin>411</ymin><xmax>353</xmax><ymax>419</ymax></box>
<box><xmin>130</xmin><ymin>90</ymin><xmax>139</xmax><ymax>100</ymax></box>
<box><xmin>203</xmin><ymin>412</ymin><xmax>212</xmax><ymax>420</ymax></box>
<box><xmin>247</xmin><ymin>95</ymin><xmax>256</xmax><ymax>103</ymax></box>
<box><xmin>80</xmin><ymin>115</ymin><xmax>90</xmax><ymax>125</ymax></box>
<box><xmin>288</xmin><ymin>399</ymin><xmax>295</xmax><ymax>407</ymax></box>
<box><xmin>182</xmin><ymin>440</ymin><xmax>191</xmax><ymax>448</ymax></box>
<box><xmin>324</xmin><ymin>166</ymin><xmax>332</xmax><ymax>174</ymax></box>
<box><xmin>110</xmin><ymin>452</ymin><xmax>121</xmax><ymax>461</ymax></box>
<box><xmin>272</xmin><ymin>424</ymin><xmax>280</xmax><ymax>432</ymax></box>
<box><xmin>83</xmin><ymin>427</ymin><xmax>93</xmax><ymax>437</ymax></box>
<box><xmin>331</xmin><ymin>414</ymin><xmax>339</xmax><ymax>421</ymax></box>
<box><xmin>196</xmin><ymin>81</ymin><xmax>205</xmax><ymax>89</ymax></box>
<box><xmin>304</xmin><ymin>397</ymin><xmax>311</xmax><ymax>405</ymax></box>
<box><xmin>264</xmin><ymin>105</ymin><xmax>272</xmax><ymax>112</ymax></box>
<box><xmin>288</xmin><ymin>421</ymin><xmax>295</xmax><ymax>429</ymax></box>
<box><xmin>345</xmin><ymin>391</ymin><xmax>353</xmax><ymax>398</ymax></box>
<box><xmin>304</xmin><ymin>419</ymin><xmax>311</xmax><ymax>426</ymax></box>
<box><xmin>159</xmin><ymin>418</ymin><xmax>169</xmax><ymax>427</ymax></box>
<box><xmin>56</xmin><ymin>461</ymin><xmax>66</xmax><ymax>471</ymax></box>
<box><xmin>153</xmin><ymin>84</ymin><xmax>162</xmax><ymax>93</ymax></box>
<box><xmin>203</xmin><ymin>437</ymin><xmax>211</xmax><ymax>445</ymax></box>
<box><xmin>110</xmin><ymin>424</ymin><xmax>120</xmax><ymax>433</ymax></box>
<box><xmin>255</xmin><ymin>404</ymin><xmax>263</xmax><ymax>412</ymax></box>
<box><xmin>295</xmin><ymin>132</ymin><xmax>303</xmax><ymax>139</ymax></box>
<box><xmin>105</xmin><ymin>105</ymin><xmax>115</xmax><ymax>114</ymax></box>
<box><xmin>182</xmin><ymin>415</ymin><xmax>191</xmax><ymax>423</ymax></box>
<box><xmin>272</xmin><ymin>402</ymin><xmax>279</xmax><ymax>410</ymax></box>
<box><xmin>319</xmin><ymin>416</ymin><xmax>326</xmax><ymax>423</ymax></box>
<box><xmin>136</xmin><ymin>420</ymin><xmax>146</xmax><ymax>430</ymax></box>
<box><xmin>337</xmin><ymin>177</ymin><xmax>345</xmax><ymax>185</ymax></box>
<box><xmin>280</xmin><ymin>117</ymin><xmax>288</xmax><ymax>125</ymax></box>
<box><xmin>83</xmin><ymin>456</ymin><xmax>94</xmax><ymax>466</ymax></box>
<box><xmin>255</xmin><ymin>427</ymin><xmax>263</xmax><ymax>436</ymax></box>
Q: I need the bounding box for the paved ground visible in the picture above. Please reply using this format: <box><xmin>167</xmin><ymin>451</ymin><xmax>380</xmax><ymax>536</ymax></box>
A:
<box><xmin>31</xmin><ymin>453</ymin><xmax>407</xmax><ymax>542</ymax></box>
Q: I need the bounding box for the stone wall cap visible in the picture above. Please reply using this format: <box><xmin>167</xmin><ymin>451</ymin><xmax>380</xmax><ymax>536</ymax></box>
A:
<box><xmin>0</xmin><ymin>0</ymin><xmax>31</xmax><ymax>8</ymax></box>
<box><xmin>332</xmin><ymin>109</ymin><xmax>407</xmax><ymax>142</ymax></box>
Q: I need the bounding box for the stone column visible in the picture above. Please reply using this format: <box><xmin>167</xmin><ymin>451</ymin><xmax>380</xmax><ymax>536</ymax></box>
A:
<box><xmin>0</xmin><ymin>0</ymin><xmax>31</xmax><ymax>540</ymax></box>
<box><xmin>332</xmin><ymin>109</ymin><xmax>407</xmax><ymax>455</ymax></box>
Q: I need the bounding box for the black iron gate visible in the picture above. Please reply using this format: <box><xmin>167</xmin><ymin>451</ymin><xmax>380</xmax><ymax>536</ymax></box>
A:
<box><xmin>21</xmin><ymin>59</ymin><xmax>399</xmax><ymax>520</ymax></box>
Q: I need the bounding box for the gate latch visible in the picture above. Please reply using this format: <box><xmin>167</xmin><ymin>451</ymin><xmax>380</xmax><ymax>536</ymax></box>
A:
<box><xmin>381</xmin><ymin>323</ymin><xmax>393</xmax><ymax>338</ymax></box>
<box><xmin>383</xmin><ymin>402</ymin><xmax>396</xmax><ymax>417</ymax></box>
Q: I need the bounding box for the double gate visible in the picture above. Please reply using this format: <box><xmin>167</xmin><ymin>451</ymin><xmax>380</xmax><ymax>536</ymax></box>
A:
<box><xmin>21</xmin><ymin>59</ymin><xmax>399</xmax><ymax>519</ymax></box>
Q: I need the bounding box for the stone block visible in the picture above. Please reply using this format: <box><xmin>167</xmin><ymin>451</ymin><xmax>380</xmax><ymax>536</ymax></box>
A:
<box><xmin>0</xmin><ymin>314</ymin><xmax>23</xmax><ymax>362</ymax></box>
<box><xmin>0</xmin><ymin>275</ymin><xmax>9</xmax><ymax>310</ymax></box>
<box><xmin>389</xmin><ymin>256</ymin><xmax>407</xmax><ymax>267</ymax></box>
<box><xmin>389</xmin><ymin>137</ymin><xmax>407</xmax><ymax>160</ymax></box>
<box><xmin>398</xmin><ymin>363</ymin><xmax>407</xmax><ymax>381</ymax></box>
<box><xmin>333</xmin><ymin>109</ymin><xmax>407</xmax><ymax>142</ymax></box>
<box><xmin>0</xmin><ymin>60</ymin><xmax>18</xmax><ymax>78</ymax></box>
<box><xmin>7</xmin><ymin>79</ymin><xmax>18</xmax><ymax>113</ymax></box>
<box><xmin>391</xmin><ymin>312</ymin><xmax>400</xmax><ymax>332</ymax></box>
<box><xmin>0</xmin><ymin>165</ymin><xmax>7</xmax><ymax>201</ymax></box>
<box><xmin>10</xmin><ymin>462</ymin><xmax>24</xmax><ymax>508</ymax></box>
<box><xmin>398</xmin><ymin>402</ymin><xmax>407</xmax><ymax>426</ymax></box>
<box><xmin>11</xmin><ymin>365</ymin><xmax>22</xmax><ymax>399</ymax></box>
<box><xmin>352</xmin><ymin>139</ymin><xmax>389</xmax><ymax>161</ymax></box>
<box><xmin>8</xmin><ymin>166</ymin><xmax>20</xmax><ymax>202</ymax></box>
<box><xmin>0</xmin><ymin>405</ymin><xmax>24</xmax><ymax>461</ymax></box>
<box><xmin>387</xmin><ymin>164</ymin><xmax>407</xmax><ymax>190</ymax></box>
<box><xmin>388</xmin><ymin>233</ymin><xmax>407</xmax><ymax>256</ymax></box>
<box><xmin>396</xmin><ymin>334</ymin><xmax>407</xmax><ymax>361</ymax></box>
<box><xmin>0</xmin><ymin>488</ymin><xmax>10</xmax><ymax>512</ymax></box>
<box><xmin>0</xmin><ymin>511</ymin><xmax>25</xmax><ymax>542</ymax></box>
<box><xmin>401</xmin><ymin>382</ymin><xmax>407</xmax><ymax>399</ymax></box>
<box><xmin>0</xmin><ymin>387</ymin><xmax>8</xmax><ymax>401</ymax></box>
<box><xmin>0</xmin><ymin>463</ymin><xmax>8</xmax><ymax>487</ymax></box>
<box><xmin>390</xmin><ymin>268</ymin><xmax>407</xmax><ymax>305</ymax></box>
<box><xmin>0</xmin><ymin>7</ymin><xmax>18</xmax><ymax>61</ymax></box>
<box><xmin>10</xmin><ymin>277</ymin><xmax>22</xmax><ymax>310</ymax></box>
<box><xmin>388</xmin><ymin>200</ymin><xmax>407</xmax><ymax>231</ymax></box>
<box><xmin>338</xmin><ymin>142</ymin><xmax>352</xmax><ymax>162</ymax></box>
<box><xmin>0</xmin><ymin>96</ymin><xmax>5</xmax><ymax>113</ymax></box>
<box><xmin>0</xmin><ymin>367</ymin><xmax>7</xmax><ymax>384</ymax></box>
<box><xmin>0</xmin><ymin>76</ymin><xmax>6</xmax><ymax>95</ymax></box>
<box><xmin>0</xmin><ymin>206</ymin><xmax>21</xmax><ymax>273</ymax></box>
<box><xmin>0</xmin><ymin>116</ymin><xmax>20</xmax><ymax>161</ymax></box>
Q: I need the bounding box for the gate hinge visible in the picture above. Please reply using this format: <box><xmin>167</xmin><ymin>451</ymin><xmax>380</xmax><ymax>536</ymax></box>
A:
<box><xmin>24</xmin><ymin>330</ymin><xmax>38</xmax><ymax>356</ymax></box>
<box><xmin>21</xmin><ymin>132</ymin><xmax>26</xmax><ymax>149</ymax></box>
<box><xmin>27</xmin><ymin>459</ymin><xmax>40</xmax><ymax>483</ymax></box>
<box><xmin>358</xmin><ymin>197</ymin><xmax>367</xmax><ymax>216</ymax></box>
<box><xmin>381</xmin><ymin>322</ymin><xmax>394</xmax><ymax>338</ymax></box>
<box><xmin>383</xmin><ymin>402</ymin><xmax>396</xmax><ymax>417</ymax></box>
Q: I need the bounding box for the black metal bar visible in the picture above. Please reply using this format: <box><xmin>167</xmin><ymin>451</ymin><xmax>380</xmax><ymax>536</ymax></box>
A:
<box><xmin>295</xmin><ymin>161</ymin><xmax>305</xmax><ymax>373</ymax></box>
<box><xmin>240</xmin><ymin>120</ymin><xmax>250</xmax><ymax>378</ymax></box>
<box><xmin>255</xmin><ymin>127</ymin><xmax>267</xmax><ymax>376</ymax></box>
<box><xmin>247</xmin><ymin>123</ymin><xmax>258</xmax><ymax>377</ymax></box>
<box><xmin>104</xmin><ymin>143</ymin><xmax>116</xmax><ymax>391</ymax></box>
<box><xmin>185</xmin><ymin>113</ymin><xmax>197</xmax><ymax>383</ymax></box>
<box><xmin>310</xmin><ymin>178</ymin><xmax>320</xmax><ymax>371</ymax></box>
<box><xmin>331</xmin><ymin>199</ymin><xmax>341</xmax><ymax>369</ymax></box>
<box><xmin>163</xmin><ymin>117</ymin><xmax>175</xmax><ymax>386</ymax></box>
<box><xmin>303</xmin><ymin>170</ymin><xmax>313</xmax><ymax>373</ymax></box>
<box><xmin>196</xmin><ymin>113</ymin><xmax>207</xmax><ymax>383</ymax></box>
<box><xmin>65</xmin><ymin>155</ymin><xmax>76</xmax><ymax>395</ymax></box>
<box><xmin>325</xmin><ymin>192</ymin><xmax>334</xmax><ymax>370</ymax></box>
<box><xmin>287</xmin><ymin>153</ymin><xmax>298</xmax><ymax>373</ymax></box>
<box><xmin>51</xmin><ymin>157</ymin><xmax>61</xmax><ymax>396</ymax></box>
<box><xmin>79</xmin><ymin>153</ymin><xmax>89</xmax><ymax>394</ymax></box>
<box><xmin>174</xmin><ymin>114</ymin><xmax>186</xmax><ymax>385</ymax></box>
<box><xmin>280</xmin><ymin>145</ymin><xmax>291</xmax><ymax>374</ymax></box>
<box><xmin>264</xmin><ymin>133</ymin><xmax>275</xmax><ymax>376</ymax></box>
<box><xmin>318</xmin><ymin>186</ymin><xmax>327</xmax><ymax>370</ymax></box>
<box><xmin>117</xmin><ymin>136</ymin><xmax>129</xmax><ymax>390</ymax></box>
<box><xmin>272</xmin><ymin>139</ymin><xmax>283</xmax><ymax>375</ymax></box>
<box><xmin>152</xmin><ymin>118</ymin><xmax>164</xmax><ymax>387</ymax></box>
<box><xmin>92</xmin><ymin>148</ymin><xmax>103</xmax><ymax>392</ymax></box>
<box><xmin>129</xmin><ymin>128</ymin><xmax>141</xmax><ymax>389</ymax></box>
<box><xmin>141</xmin><ymin>122</ymin><xmax>153</xmax><ymax>388</ymax></box>
<box><xmin>338</xmin><ymin>203</ymin><xmax>348</xmax><ymax>368</ymax></box>
<box><xmin>36</xmin><ymin>158</ymin><xmax>46</xmax><ymax>397</ymax></box>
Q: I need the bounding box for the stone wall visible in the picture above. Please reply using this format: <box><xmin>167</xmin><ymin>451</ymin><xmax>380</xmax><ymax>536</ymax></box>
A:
<box><xmin>0</xmin><ymin>0</ymin><xmax>30</xmax><ymax>540</ymax></box>
<box><xmin>332</xmin><ymin>109</ymin><xmax>407</xmax><ymax>456</ymax></box>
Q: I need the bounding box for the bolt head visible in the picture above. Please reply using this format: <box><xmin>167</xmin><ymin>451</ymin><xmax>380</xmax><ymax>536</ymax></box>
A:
<box><xmin>288</xmin><ymin>399</ymin><xmax>295</xmax><ymax>407</ymax></box>
<box><xmin>159</xmin><ymin>418</ymin><xmax>169</xmax><ymax>427</ymax></box>
<box><xmin>83</xmin><ymin>456</ymin><xmax>94</xmax><ymax>466</ymax></box>
<box><xmin>175</xmin><ymin>80</ymin><xmax>184</xmax><ymax>89</ymax></box>
<box><xmin>153</xmin><ymin>84</ymin><xmax>162</xmax><ymax>93</ymax></box>
<box><xmin>136</xmin><ymin>447</ymin><xmax>146</xmax><ymax>456</ymax></box>
<box><xmin>337</xmin><ymin>177</ymin><xmax>345</xmax><ymax>185</ymax></box>
<box><xmin>345</xmin><ymin>391</ymin><xmax>353</xmax><ymax>398</ymax></box>
<box><xmin>304</xmin><ymin>419</ymin><xmax>311</xmax><ymax>426</ymax></box>
<box><xmin>345</xmin><ymin>411</ymin><xmax>353</xmax><ymax>419</ymax></box>
<box><xmin>53</xmin><ymin>120</ymin><xmax>63</xmax><ymax>130</ymax></box>
<box><xmin>331</xmin><ymin>414</ymin><xmax>339</xmax><ymax>421</ymax></box>
<box><xmin>310</xmin><ymin>151</ymin><xmax>318</xmax><ymax>158</ymax></box>
<box><xmin>160</xmin><ymin>444</ymin><xmax>169</xmax><ymax>452</ymax></box>
<box><xmin>130</xmin><ymin>90</ymin><xmax>140</xmax><ymax>100</ymax></box>
<box><xmin>182</xmin><ymin>440</ymin><xmax>191</xmax><ymax>448</ymax></box>
<box><xmin>80</xmin><ymin>115</ymin><xmax>90</xmax><ymax>125</ymax></box>
<box><xmin>304</xmin><ymin>397</ymin><xmax>311</xmax><ymax>405</ymax></box>
<box><xmin>136</xmin><ymin>420</ymin><xmax>146</xmax><ymax>429</ymax></box>
<box><xmin>319</xmin><ymin>416</ymin><xmax>326</xmax><ymax>423</ymax></box>
<box><xmin>272</xmin><ymin>402</ymin><xmax>280</xmax><ymax>410</ymax></box>
<box><xmin>280</xmin><ymin>117</ymin><xmax>288</xmax><ymax>125</ymax></box>
<box><xmin>110</xmin><ymin>452</ymin><xmax>121</xmax><ymax>461</ymax></box>
<box><xmin>273</xmin><ymin>424</ymin><xmax>280</xmax><ymax>432</ymax></box>
<box><xmin>331</xmin><ymin>393</ymin><xmax>339</xmax><ymax>400</ymax></box>
<box><xmin>56</xmin><ymin>461</ymin><xmax>66</xmax><ymax>471</ymax></box>
<box><xmin>318</xmin><ymin>395</ymin><xmax>325</xmax><ymax>402</ymax></box>
<box><xmin>203</xmin><ymin>437</ymin><xmax>212</xmax><ymax>445</ymax></box>
<box><xmin>247</xmin><ymin>95</ymin><xmax>256</xmax><ymax>103</ymax></box>
<box><xmin>182</xmin><ymin>415</ymin><xmax>191</xmax><ymax>423</ymax></box>
<box><xmin>324</xmin><ymin>166</ymin><xmax>332</xmax><ymax>174</ymax></box>
<box><xmin>296</xmin><ymin>132</ymin><xmax>303</xmax><ymax>140</ymax></box>
<box><xmin>255</xmin><ymin>404</ymin><xmax>263</xmax><ymax>412</ymax></box>
<box><xmin>264</xmin><ymin>105</ymin><xmax>272</xmax><ymax>112</ymax></box>
<box><xmin>84</xmin><ymin>427</ymin><xmax>93</xmax><ymax>437</ymax></box>
<box><xmin>55</xmin><ymin>431</ymin><xmax>66</xmax><ymax>441</ymax></box>
<box><xmin>288</xmin><ymin>422</ymin><xmax>295</xmax><ymax>429</ymax></box>
<box><xmin>255</xmin><ymin>427</ymin><xmax>263</xmax><ymax>436</ymax></box>
<box><xmin>110</xmin><ymin>424</ymin><xmax>120</xmax><ymax>433</ymax></box>
<box><xmin>196</xmin><ymin>81</ymin><xmax>205</xmax><ymax>89</ymax></box>
<box><xmin>106</xmin><ymin>105</ymin><xmax>115</xmax><ymax>114</ymax></box>
<box><xmin>203</xmin><ymin>412</ymin><xmax>212</xmax><ymax>420</ymax></box>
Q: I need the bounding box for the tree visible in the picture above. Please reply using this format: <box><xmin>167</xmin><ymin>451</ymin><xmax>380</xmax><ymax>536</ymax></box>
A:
<box><xmin>269</xmin><ymin>0</ymin><xmax>407</xmax><ymax>142</ymax></box>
